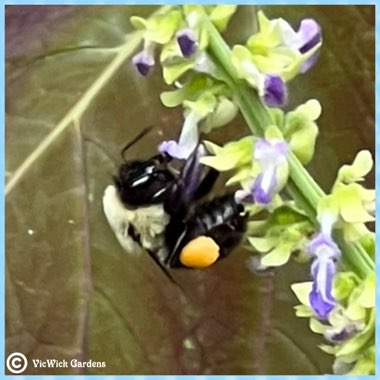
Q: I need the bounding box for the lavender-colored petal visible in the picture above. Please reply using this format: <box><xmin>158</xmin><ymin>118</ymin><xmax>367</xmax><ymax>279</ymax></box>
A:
<box><xmin>308</xmin><ymin>233</ymin><xmax>341</xmax><ymax>260</ymax></box>
<box><xmin>309</xmin><ymin>281</ymin><xmax>336</xmax><ymax>320</ymax></box>
<box><xmin>310</xmin><ymin>259</ymin><xmax>319</xmax><ymax>279</ymax></box>
<box><xmin>324</xmin><ymin>326</ymin><xmax>357</xmax><ymax>343</ymax></box>
<box><xmin>132</xmin><ymin>50</ymin><xmax>154</xmax><ymax>76</ymax></box>
<box><xmin>326</xmin><ymin>329</ymin><xmax>350</xmax><ymax>343</ymax></box>
<box><xmin>158</xmin><ymin>140</ymin><xmax>177</xmax><ymax>155</ymax></box>
<box><xmin>177</xmin><ymin>29</ymin><xmax>197</xmax><ymax>58</ymax></box>
<box><xmin>159</xmin><ymin>111</ymin><xmax>200</xmax><ymax>159</ymax></box>
<box><xmin>323</xmin><ymin>259</ymin><xmax>336</xmax><ymax>303</ymax></box>
<box><xmin>263</xmin><ymin>75</ymin><xmax>287</xmax><ymax>107</ymax></box>
<box><xmin>251</xmin><ymin>138</ymin><xmax>289</xmax><ymax>204</ymax></box>
<box><xmin>312</xmin><ymin>257</ymin><xmax>336</xmax><ymax>303</ymax></box>
<box><xmin>309</xmin><ymin>257</ymin><xmax>336</xmax><ymax>319</ymax></box>
<box><xmin>273</xmin><ymin>140</ymin><xmax>289</xmax><ymax>156</ymax></box>
<box><xmin>298</xmin><ymin>19</ymin><xmax>321</xmax><ymax>54</ymax></box>
<box><xmin>255</xmin><ymin>138</ymin><xmax>289</xmax><ymax>160</ymax></box>
<box><xmin>308</xmin><ymin>212</ymin><xmax>339</xmax><ymax>320</ymax></box>
<box><xmin>254</xmin><ymin>138</ymin><xmax>271</xmax><ymax>155</ymax></box>
<box><xmin>253</xmin><ymin>186</ymin><xmax>272</xmax><ymax>204</ymax></box>
<box><xmin>279</xmin><ymin>18</ymin><xmax>321</xmax><ymax>73</ymax></box>
<box><xmin>298</xmin><ymin>19</ymin><xmax>321</xmax><ymax>73</ymax></box>
<box><xmin>300</xmin><ymin>50</ymin><xmax>321</xmax><ymax>73</ymax></box>
<box><xmin>158</xmin><ymin>140</ymin><xmax>194</xmax><ymax>160</ymax></box>
<box><xmin>252</xmin><ymin>172</ymin><xmax>276</xmax><ymax>204</ymax></box>
<box><xmin>279</xmin><ymin>17</ymin><xmax>321</xmax><ymax>52</ymax></box>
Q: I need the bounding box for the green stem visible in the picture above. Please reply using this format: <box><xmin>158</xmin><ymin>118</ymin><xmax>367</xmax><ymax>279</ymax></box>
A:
<box><xmin>204</xmin><ymin>16</ymin><xmax>374</xmax><ymax>276</ymax></box>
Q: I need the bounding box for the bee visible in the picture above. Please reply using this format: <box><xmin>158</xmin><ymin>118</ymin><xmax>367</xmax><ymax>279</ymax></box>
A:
<box><xmin>102</xmin><ymin>128</ymin><xmax>249</xmax><ymax>274</ymax></box>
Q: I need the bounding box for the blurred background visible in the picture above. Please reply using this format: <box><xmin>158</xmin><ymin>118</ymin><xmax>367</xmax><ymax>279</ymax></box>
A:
<box><xmin>5</xmin><ymin>5</ymin><xmax>375</xmax><ymax>375</ymax></box>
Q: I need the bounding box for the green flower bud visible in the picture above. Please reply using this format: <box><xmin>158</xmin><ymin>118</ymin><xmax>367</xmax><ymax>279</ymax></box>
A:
<box><xmin>131</xmin><ymin>10</ymin><xmax>182</xmax><ymax>44</ymax></box>
<box><xmin>337</xmin><ymin>150</ymin><xmax>373</xmax><ymax>184</ymax></box>
<box><xmin>333</xmin><ymin>272</ymin><xmax>359</xmax><ymax>301</ymax></box>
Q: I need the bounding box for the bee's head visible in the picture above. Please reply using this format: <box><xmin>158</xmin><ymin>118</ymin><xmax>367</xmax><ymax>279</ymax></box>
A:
<box><xmin>114</xmin><ymin>154</ymin><xmax>176</xmax><ymax>207</ymax></box>
<box><xmin>114</xmin><ymin>127</ymin><xmax>177</xmax><ymax>206</ymax></box>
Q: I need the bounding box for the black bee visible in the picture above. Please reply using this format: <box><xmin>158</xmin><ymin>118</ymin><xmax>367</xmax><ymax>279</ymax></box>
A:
<box><xmin>102</xmin><ymin>128</ymin><xmax>248</xmax><ymax>273</ymax></box>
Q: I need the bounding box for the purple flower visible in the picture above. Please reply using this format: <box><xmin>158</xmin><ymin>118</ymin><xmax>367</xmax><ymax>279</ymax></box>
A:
<box><xmin>298</xmin><ymin>20</ymin><xmax>321</xmax><ymax>73</ymax></box>
<box><xmin>309</xmin><ymin>252</ymin><xmax>336</xmax><ymax>320</ymax></box>
<box><xmin>132</xmin><ymin>48</ymin><xmax>155</xmax><ymax>76</ymax></box>
<box><xmin>263</xmin><ymin>74</ymin><xmax>287</xmax><ymax>107</ymax></box>
<box><xmin>324</xmin><ymin>324</ymin><xmax>359</xmax><ymax>343</ymax></box>
<box><xmin>297</xmin><ymin>19</ymin><xmax>322</xmax><ymax>53</ymax></box>
<box><xmin>176</xmin><ymin>28</ymin><xmax>198</xmax><ymax>58</ymax></box>
<box><xmin>308</xmin><ymin>229</ymin><xmax>341</xmax><ymax>320</ymax></box>
<box><xmin>158</xmin><ymin>140</ymin><xmax>182</xmax><ymax>157</ymax></box>
<box><xmin>279</xmin><ymin>17</ymin><xmax>322</xmax><ymax>73</ymax></box>
<box><xmin>253</xmin><ymin>172</ymin><xmax>276</xmax><ymax>204</ymax></box>
<box><xmin>159</xmin><ymin>111</ymin><xmax>201</xmax><ymax>159</ymax></box>
<box><xmin>322</xmin><ymin>307</ymin><xmax>365</xmax><ymax>344</ymax></box>
<box><xmin>251</xmin><ymin>139</ymin><xmax>289</xmax><ymax>204</ymax></box>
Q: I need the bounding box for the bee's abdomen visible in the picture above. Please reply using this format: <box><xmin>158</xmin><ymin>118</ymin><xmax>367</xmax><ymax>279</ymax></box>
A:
<box><xmin>166</xmin><ymin>193</ymin><xmax>248</xmax><ymax>268</ymax></box>
<box><xmin>192</xmin><ymin>193</ymin><xmax>246</xmax><ymax>232</ymax></box>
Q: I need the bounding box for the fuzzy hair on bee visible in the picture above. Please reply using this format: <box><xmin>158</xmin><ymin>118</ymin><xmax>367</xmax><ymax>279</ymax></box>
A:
<box><xmin>103</xmin><ymin>185</ymin><xmax>169</xmax><ymax>260</ymax></box>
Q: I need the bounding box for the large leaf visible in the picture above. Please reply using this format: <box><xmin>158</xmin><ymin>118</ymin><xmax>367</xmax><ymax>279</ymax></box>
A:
<box><xmin>5</xmin><ymin>5</ymin><xmax>374</xmax><ymax>375</ymax></box>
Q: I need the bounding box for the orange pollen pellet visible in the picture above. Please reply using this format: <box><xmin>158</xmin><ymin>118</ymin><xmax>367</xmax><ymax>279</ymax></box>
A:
<box><xmin>179</xmin><ymin>236</ymin><xmax>220</xmax><ymax>269</ymax></box>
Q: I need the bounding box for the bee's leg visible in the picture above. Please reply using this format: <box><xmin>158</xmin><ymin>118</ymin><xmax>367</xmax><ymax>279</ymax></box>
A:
<box><xmin>145</xmin><ymin>248</ymin><xmax>181</xmax><ymax>287</ymax></box>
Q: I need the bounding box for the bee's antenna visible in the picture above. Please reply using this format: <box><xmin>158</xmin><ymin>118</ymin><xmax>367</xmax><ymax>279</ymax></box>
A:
<box><xmin>121</xmin><ymin>126</ymin><xmax>153</xmax><ymax>160</ymax></box>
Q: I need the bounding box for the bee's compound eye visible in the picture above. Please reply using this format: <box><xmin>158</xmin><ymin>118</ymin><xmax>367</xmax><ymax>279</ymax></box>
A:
<box><xmin>179</xmin><ymin>236</ymin><xmax>220</xmax><ymax>269</ymax></box>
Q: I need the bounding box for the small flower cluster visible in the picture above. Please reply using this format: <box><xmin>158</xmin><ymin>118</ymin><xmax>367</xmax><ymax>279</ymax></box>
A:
<box><xmin>130</xmin><ymin>6</ymin><xmax>374</xmax><ymax>375</ymax></box>
<box><xmin>131</xmin><ymin>5</ymin><xmax>239</xmax><ymax>160</ymax></box>
<box><xmin>292</xmin><ymin>271</ymin><xmax>375</xmax><ymax>375</ymax></box>
<box><xmin>202</xmin><ymin>125</ymin><xmax>291</xmax><ymax>207</ymax></box>
<box><xmin>131</xmin><ymin>7</ymin><xmax>322</xmax><ymax>160</ymax></box>
<box><xmin>328</xmin><ymin>150</ymin><xmax>375</xmax><ymax>242</ymax></box>
<box><xmin>291</xmin><ymin>151</ymin><xmax>375</xmax><ymax>374</ymax></box>
<box><xmin>231</xmin><ymin>11</ymin><xmax>322</xmax><ymax>107</ymax></box>
<box><xmin>202</xmin><ymin>98</ymin><xmax>321</xmax><ymax>206</ymax></box>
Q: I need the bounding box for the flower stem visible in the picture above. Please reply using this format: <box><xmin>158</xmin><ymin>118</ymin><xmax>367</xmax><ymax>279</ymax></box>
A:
<box><xmin>203</xmin><ymin>15</ymin><xmax>374</xmax><ymax>276</ymax></box>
